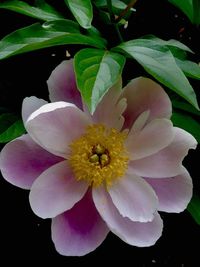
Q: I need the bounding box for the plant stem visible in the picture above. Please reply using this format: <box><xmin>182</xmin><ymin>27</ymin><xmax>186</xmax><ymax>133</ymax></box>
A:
<box><xmin>107</xmin><ymin>0</ymin><xmax>115</xmax><ymax>23</ymax></box>
<box><xmin>115</xmin><ymin>0</ymin><xmax>138</xmax><ymax>23</ymax></box>
<box><xmin>106</xmin><ymin>0</ymin><xmax>124</xmax><ymax>43</ymax></box>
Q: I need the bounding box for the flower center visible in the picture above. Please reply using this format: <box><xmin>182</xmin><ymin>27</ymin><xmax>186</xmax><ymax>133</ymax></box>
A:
<box><xmin>69</xmin><ymin>124</ymin><xmax>129</xmax><ymax>188</ymax></box>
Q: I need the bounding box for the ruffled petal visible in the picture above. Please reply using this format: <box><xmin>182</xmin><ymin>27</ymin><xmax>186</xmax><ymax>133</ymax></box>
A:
<box><xmin>47</xmin><ymin>59</ymin><xmax>82</xmax><ymax>109</ymax></box>
<box><xmin>121</xmin><ymin>77</ymin><xmax>172</xmax><ymax>129</ymax></box>
<box><xmin>126</xmin><ymin>118</ymin><xmax>174</xmax><ymax>160</ymax></box>
<box><xmin>25</xmin><ymin>102</ymin><xmax>91</xmax><ymax>158</ymax></box>
<box><xmin>0</xmin><ymin>134</ymin><xmax>61</xmax><ymax>189</ymax></box>
<box><xmin>145</xmin><ymin>168</ymin><xmax>193</xmax><ymax>212</ymax></box>
<box><xmin>93</xmin><ymin>187</ymin><xmax>163</xmax><ymax>247</ymax></box>
<box><xmin>29</xmin><ymin>161</ymin><xmax>88</xmax><ymax>219</ymax></box>
<box><xmin>108</xmin><ymin>173</ymin><xmax>158</xmax><ymax>222</ymax></box>
<box><xmin>129</xmin><ymin>127</ymin><xmax>197</xmax><ymax>178</ymax></box>
<box><xmin>51</xmin><ymin>190</ymin><xmax>109</xmax><ymax>256</ymax></box>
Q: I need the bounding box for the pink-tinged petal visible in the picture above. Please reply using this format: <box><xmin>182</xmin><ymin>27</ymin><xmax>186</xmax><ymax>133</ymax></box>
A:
<box><xmin>145</xmin><ymin>168</ymin><xmax>193</xmax><ymax>213</ymax></box>
<box><xmin>51</xmin><ymin>190</ymin><xmax>109</xmax><ymax>256</ymax></box>
<box><xmin>22</xmin><ymin>96</ymin><xmax>48</xmax><ymax>124</ymax></box>
<box><xmin>47</xmin><ymin>60</ymin><xmax>82</xmax><ymax>109</ymax></box>
<box><xmin>90</xmin><ymin>79</ymin><xmax>126</xmax><ymax>130</ymax></box>
<box><xmin>26</xmin><ymin>101</ymin><xmax>91</xmax><ymax>158</ymax></box>
<box><xmin>126</xmin><ymin>119</ymin><xmax>174</xmax><ymax>160</ymax></box>
<box><xmin>0</xmin><ymin>134</ymin><xmax>61</xmax><ymax>189</ymax></box>
<box><xmin>121</xmin><ymin>77</ymin><xmax>172</xmax><ymax>129</ymax></box>
<box><xmin>108</xmin><ymin>173</ymin><xmax>158</xmax><ymax>222</ymax></box>
<box><xmin>129</xmin><ymin>110</ymin><xmax>150</xmax><ymax>133</ymax></box>
<box><xmin>130</xmin><ymin>127</ymin><xmax>197</xmax><ymax>178</ymax></box>
<box><xmin>93</xmin><ymin>187</ymin><xmax>163</xmax><ymax>247</ymax></box>
<box><xmin>29</xmin><ymin>161</ymin><xmax>88</xmax><ymax>219</ymax></box>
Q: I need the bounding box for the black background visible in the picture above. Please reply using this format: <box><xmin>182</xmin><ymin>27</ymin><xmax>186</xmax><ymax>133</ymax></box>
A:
<box><xmin>0</xmin><ymin>0</ymin><xmax>199</xmax><ymax>265</ymax></box>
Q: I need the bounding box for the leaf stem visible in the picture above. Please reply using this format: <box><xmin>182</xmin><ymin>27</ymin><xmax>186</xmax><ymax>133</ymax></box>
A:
<box><xmin>106</xmin><ymin>0</ymin><xmax>124</xmax><ymax>43</ymax></box>
<box><xmin>115</xmin><ymin>0</ymin><xmax>138</xmax><ymax>23</ymax></box>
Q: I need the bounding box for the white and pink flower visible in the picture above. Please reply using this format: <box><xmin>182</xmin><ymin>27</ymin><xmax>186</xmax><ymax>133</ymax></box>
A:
<box><xmin>0</xmin><ymin>60</ymin><xmax>197</xmax><ymax>256</ymax></box>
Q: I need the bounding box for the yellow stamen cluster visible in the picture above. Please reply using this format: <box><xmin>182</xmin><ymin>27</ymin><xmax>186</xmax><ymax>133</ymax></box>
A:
<box><xmin>69</xmin><ymin>124</ymin><xmax>129</xmax><ymax>188</ymax></box>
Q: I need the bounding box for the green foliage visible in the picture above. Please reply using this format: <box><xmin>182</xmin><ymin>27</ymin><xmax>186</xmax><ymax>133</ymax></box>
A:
<box><xmin>188</xmin><ymin>194</ymin><xmax>200</xmax><ymax>225</ymax></box>
<box><xmin>0</xmin><ymin>113</ymin><xmax>26</xmax><ymax>143</ymax></box>
<box><xmin>168</xmin><ymin>0</ymin><xmax>200</xmax><ymax>25</ymax></box>
<box><xmin>74</xmin><ymin>48</ymin><xmax>125</xmax><ymax>113</ymax></box>
<box><xmin>171</xmin><ymin>112</ymin><xmax>200</xmax><ymax>143</ymax></box>
<box><xmin>94</xmin><ymin>0</ymin><xmax>135</xmax><ymax>16</ymax></box>
<box><xmin>0</xmin><ymin>20</ymin><xmax>107</xmax><ymax>60</ymax></box>
<box><xmin>175</xmin><ymin>58</ymin><xmax>200</xmax><ymax>80</ymax></box>
<box><xmin>114</xmin><ymin>36</ymin><xmax>199</xmax><ymax>110</ymax></box>
<box><xmin>172</xmin><ymin>99</ymin><xmax>200</xmax><ymax>117</ymax></box>
<box><xmin>0</xmin><ymin>0</ymin><xmax>63</xmax><ymax>21</ymax></box>
<box><xmin>65</xmin><ymin>0</ymin><xmax>93</xmax><ymax>29</ymax></box>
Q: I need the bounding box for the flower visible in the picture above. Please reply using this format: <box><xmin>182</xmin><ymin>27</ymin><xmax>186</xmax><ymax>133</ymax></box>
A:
<box><xmin>0</xmin><ymin>59</ymin><xmax>197</xmax><ymax>256</ymax></box>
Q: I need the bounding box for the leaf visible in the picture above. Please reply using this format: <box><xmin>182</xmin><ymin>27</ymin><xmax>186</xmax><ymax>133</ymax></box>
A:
<box><xmin>114</xmin><ymin>40</ymin><xmax>199</xmax><ymax>110</ymax></box>
<box><xmin>95</xmin><ymin>0</ymin><xmax>127</xmax><ymax>9</ymax></box>
<box><xmin>65</xmin><ymin>0</ymin><xmax>93</xmax><ymax>29</ymax></box>
<box><xmin>0</xmin><ymin>113</ymin><xmax>26</xmax><ymax>143</ymax></box>
<box><xmin>0</xmin><ymin>0</ymin><xmax>63</xmax><ymax>21</ymax></box>
<box><xmin>175</xmin><ymin>58</ymin><xmax>200</xmax><ymax>80</ymax></box>
<box><xmin>0</xmin><ymin>113</ymin><xmax>18</xmax><ymax>134</ymax></box>
<box><xmin>74</xmin><ymin>48</ymin><xmax>125</xmax><ymax>113</ymax></box>
<box><xmin>172</xmin><ymin>99</ymin><xmax>200</xmax><ymax>116</ymax></box>
<box><xmin>168</xmin><ymin>0</ymin><xmax>200</xmax><ymax>25</ymax></box>
<box><xmin>188</xmin><ymin>194</ymin><xmax>200</xmax><ymax>225</ymax></box>
<box><xmin>137</xmin><ymin>35</ymin><xmax>193</xmax><ymax>53</ymax></box>
<box><xmin>171</xmin><ymin>112</ymin><xmax>200</xmax><ymax>143</ymax></box>
<box><xmin>0</xmin><ymin>120</ymin><xmax>26</xmax><ymax>143</ymax></box>
<box><xmin>0</xmin><ymin>21</ymin><xmax>107</xmax><ymax>60</ymax></box>
<box><xmin>94</xmin><ymin>0</ymin><xmax>135</xmax><ymax>13</ymax></box>
<box><xmin>193</xmin><ymin>0</ymin><xmax>200</xmax><ymax>24</ymax></box>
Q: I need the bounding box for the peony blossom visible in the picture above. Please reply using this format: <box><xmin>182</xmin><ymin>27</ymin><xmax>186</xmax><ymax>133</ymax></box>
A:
<box><xmin>0</xmin><ymin>59</ymin><xmax>197</xmax><ymax>256</ymax></box>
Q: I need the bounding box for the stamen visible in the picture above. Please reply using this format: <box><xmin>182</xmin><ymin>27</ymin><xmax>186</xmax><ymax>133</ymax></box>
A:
<box><xmin>69</xmin><ymin>124</ymin><xmax>129</xmax><ymax>188</ymax></box>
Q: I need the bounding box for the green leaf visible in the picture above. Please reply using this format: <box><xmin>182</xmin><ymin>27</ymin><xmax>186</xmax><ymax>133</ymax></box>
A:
<box><xmin>95</xmin><ymin>0</ymin><xmax>127</xmax><ymax>8</ymax></box>
<box><xmin>0</xmin><ymin>21</ymin><xmax>107</xmax><ymax>60</ymax></box>
<box><xmin>175</xmin><ymin>58</ymin><xmax>200</xmax><ymax>80</ymax></box>
<box><xmin>94</xmin><ymin>0</ymin><xmax>135</xmax><ymax>14</ymax></box>
<box><xmin>172</xmin><ymin>99</ymin><xmax>200</xmax><ymax>116</ymax></box>
<box><xmin>128</xmin><ymin>35</ymin><xmax>193</xmax><ymax>53</ymax></box>
<box><xmin>65</xmin><ymin>0</ymin><xmax>93</xmax><ymax>29</ymax></box>
<box><xmin>0</xmin><ymin>113</ymin><xmax>26</xmax><ymax>143</ymax></box>
<box><xmin>74</xmin><ymin>48</ymin><xmax>125</xmax><ymax>113</ymax></box>
<box><xmin>0</xmin><ymin>113</ymin><xmax>18</xmax><ymax>134</ymax></box>
<box><xmin>114</xmin><ymin>40</ymin><xmax>199</xmax><ymax>110</ymax></box>
<box><xmin>0</xmin><ymin>120</ymin><xmax>26</xmax><ymax>143</ymax></box>
<box><xmin>188</xmin><ymin>194</ymin><xmax>200</xmax><ymax>225</ymax></box>
<box><xmin>168</xmin><ymin>0</ymin><xmax>200</xmax><ymax>25</ymax></box>
<box><xmin>171</xmin><ymin>112</ymin><xmax>200</xmax><ymax>143</ymax></box>
<box><xmin>0</xmin><ymin>0</ymin><xmax>63</xmax><ymax>21</ymax></box>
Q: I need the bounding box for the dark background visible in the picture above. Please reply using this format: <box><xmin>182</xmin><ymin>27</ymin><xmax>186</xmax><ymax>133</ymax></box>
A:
<box><xmin>0</xmin><ymin>0</ymin><xmax>199</xmax><ymax>265</ymax></box>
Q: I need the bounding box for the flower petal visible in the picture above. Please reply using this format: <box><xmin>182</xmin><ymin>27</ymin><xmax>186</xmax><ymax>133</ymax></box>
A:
<box><xmin>130</xmin><ymin>127</ymin><xmax>197</xmax><ymax>178</ymax></box>
<box><xmin>22</xmin><ymin>96</ymin><xmax>48</xmax><ymax>124</ymax></box>
<box><xmin>47</xmin><ymin>59</ymin><xmax>82</xmax><ymax>109</ymax></box>
<box><xmin>0</xmin><ymin>134</ymin><xmax>61</xmax><ymax>189</ymax></box>
<box><xmin>26</xmin><ymin>101</ymin><xmax>91</xmax><ymax>158</ymax></box>
<box><xmin>121</xmin><ymin>77</ymin><xmax>172</xmax><ymax>129</ymax></box>
<box><xmin>51</xmin><ymin>190</ymin><xmax>109</xmax><ymax>256</ymax></box>
<box><xmin>29</xmin><ymin>161</ymin><xmax>88</xmax><ymax>219</ymax></box>
<box><xmin>145</xmin><ymin>168</ymin><xmax>193</xmax><ymax>213</ymax></box>
<box><xmin>93</xmin><ymin>187</ymin><xmax>163</xmax><ymax>247</ymax></box>
<box><xmin>126</xmin><ymin>118</ymin><xmax>174</xmax><ymax>160</ymax></box>
<box><xmin>130</xmin><ymin>110</ymin><xmax>150</xmax><ymax>133</ymax></box>
<box><xmin>108</xmin><ymin>173</ymin><xmax>158</xmax><ymax>222</ymax></box>
<box><xmin>90</xmin><ymin>79</ymin><xmax>126</xmax><ymax>130</ymax></box>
